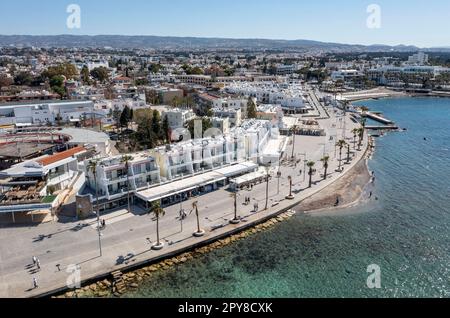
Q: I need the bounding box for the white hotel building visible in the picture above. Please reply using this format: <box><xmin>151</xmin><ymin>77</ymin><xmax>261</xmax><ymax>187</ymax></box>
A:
<box><xmin>82</xmin><ymin>119</ymin><xmax>286</xmax><ymax>210</ymax></box>
<box><xmin>225</xmin><ymin>82</ymin><xmax>307</xmax><ymax>114</ymax></box>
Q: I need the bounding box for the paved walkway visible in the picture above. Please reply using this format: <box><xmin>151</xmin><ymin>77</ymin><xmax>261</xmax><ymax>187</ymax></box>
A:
<box><xmin>0</xmin><ymin>104</ymin><xmax>368</xmax><ymax>298</ymax></box>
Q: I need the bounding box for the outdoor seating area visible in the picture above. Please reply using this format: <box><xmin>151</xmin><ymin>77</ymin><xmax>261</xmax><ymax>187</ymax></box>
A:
<box><xmin>298</xmin><ymin>120</ymin><xmax>325</xmax><ymax>136</ymax></box>
<box><xmin>0</xmin><ymin>178</ymin><xmax>46</xmax><ymax>205</ymax></box>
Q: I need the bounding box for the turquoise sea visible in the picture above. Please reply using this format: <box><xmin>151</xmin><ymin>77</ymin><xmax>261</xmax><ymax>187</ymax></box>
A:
<box><xmin>124</xmin><ymin>97</ymin><xmax>450</xmax><ymax>298</ymax></box>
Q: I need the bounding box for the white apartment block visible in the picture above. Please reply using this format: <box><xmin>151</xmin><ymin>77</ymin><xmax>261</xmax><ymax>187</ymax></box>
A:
<box><xmin>211</xmin><ymin>117</ymin><xmax>230</xmax><ymax>135</ymax></box>
<box><xmin>162</xmin><ymin>108</ymin><xmax>196</xmax><ymax>129</ymax></box>
<box><xmin>212</xmin><ymin>108</ymin><xmax>242</xmax><ymax>127</ymax></box>
<box><xmin>83</xmin><ymin>153</ymin><xmax>161</xmax><ymax>203</ymax></box>
<box><xmin>225</xmin><ymin>82</ymin><xmax>306</xmax><ymax>114</ymax></box>
<box><xmin>407</xmin><ymin>52</ymin><xmax>429</xmax><ymax>65</ymax></box>
<box><xmin>331</xmin><ymin>70</ymin><xmax>365</xmax><ymax>82</ymax></box>
<box><xmin>0</xmin><ymin>101</ymin><xmax>94</xmax><ymax>127</ymax></box>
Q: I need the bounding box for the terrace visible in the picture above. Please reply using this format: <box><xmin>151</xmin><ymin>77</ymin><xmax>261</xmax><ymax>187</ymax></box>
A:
<box><xmin>0</xmin><ymin>177</ymin><xmax>48</xmax><ymax>207</ymax></box>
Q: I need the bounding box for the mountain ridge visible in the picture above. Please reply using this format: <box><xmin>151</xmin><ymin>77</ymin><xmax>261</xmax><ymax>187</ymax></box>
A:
<box><xmin>0</xmin><ymin>34</ymin><xmax>446</xmax><ymax>52</ymax></box>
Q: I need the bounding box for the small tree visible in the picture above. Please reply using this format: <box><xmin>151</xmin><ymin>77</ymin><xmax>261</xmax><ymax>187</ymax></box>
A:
<box><xmin>192</xmin><ymin>201</ymin><xmax>205</xmax><ymax>236</ymax></box>
<box><xmin>247</xmin><ymin>97</ymin><xmax>257</xmax><ymax>119</ymax></box>
<box><xmin>321</xmin><ymin>156</ymin><xmax>330</xmax><ymax>180</ymax></box>
<box><xmin>336</xmin><ymin>140</ymin><xmax>346</xmax><ymax>171</ymax></box>
<box><xmin>149</xmin><ymin>201</ymin><xmax>165</xmax><ymax>250</ymax></box>
<box><xmin>307</xmin><ymin>161</ymin><xmax>315</xmax><ymax>188</ymax></box>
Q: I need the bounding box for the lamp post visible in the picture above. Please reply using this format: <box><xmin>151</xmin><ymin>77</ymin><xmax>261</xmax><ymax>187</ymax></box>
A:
<box><xmin>298</xmin><ymin>153</ymin><xmax>307</xmax><ymax>182</ymax></box>
<box><xmin>264</xmin><ymin>162</ymin><xmax>272</xmax><ymax>210</ymax></box>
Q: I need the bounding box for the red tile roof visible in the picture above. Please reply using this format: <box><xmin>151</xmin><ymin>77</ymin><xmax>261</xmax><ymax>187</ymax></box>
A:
<box><xmin>37</xmin><ymin>146</ymin><xmax>85</xmax><ymax>167</ymax></box>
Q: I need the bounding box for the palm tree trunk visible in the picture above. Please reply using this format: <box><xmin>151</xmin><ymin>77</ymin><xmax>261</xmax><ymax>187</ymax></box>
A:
<box><xmin>126</xmin><ymin>172</ymin><xmax>131</xmax><ymax>213</ymax></box>
<box><xmin>156</xmin><ymin>215</ymin><xmax>160</xmax><ymax>245</ymax></box>
<box><xmin>196</xmin><ymin>208</ymin><xmax>201</xmax><ymax>233</ymax></box>
<box><xmin>234</xmin><ymin>194</ymin><xmax>237</xmax><ymax>220</ymax></box>
<box><xmin>291</xmin><ymin>132</ymin><xmax>296</xmax><ymax>158</ymax></box>
<box><xmin>309</xmin><ymin>171</ymin><xmax>313</xmax><ymax>188</ymax></box>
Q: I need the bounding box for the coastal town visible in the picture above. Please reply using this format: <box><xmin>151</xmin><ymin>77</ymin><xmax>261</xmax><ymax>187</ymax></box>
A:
<box><xmin>0</xmin><ymin>45</ymin><xmax>449</xmax><ymax>298</ymax></box>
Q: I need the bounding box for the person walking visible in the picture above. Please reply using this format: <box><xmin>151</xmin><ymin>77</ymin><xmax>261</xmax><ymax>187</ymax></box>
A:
<box><xmin>32</xmin><ymin>256</ymin><xmax>37</xmax><ymax>266</ymax></box>
<box><xmin>36</xmin><ymin>259</ymin><xmax>40</xmax><ymax>270</ymax></box>
<box><xmin>33</xmin><ymin>277</ymin><xmax>38</xmax><ymax>289</ymax></box>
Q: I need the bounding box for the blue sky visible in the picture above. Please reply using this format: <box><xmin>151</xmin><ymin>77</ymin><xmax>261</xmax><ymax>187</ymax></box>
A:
<box><xmin>0</xmin><ymin>0</ymin><xmax>449</xmax><ymax>47</ymax></box>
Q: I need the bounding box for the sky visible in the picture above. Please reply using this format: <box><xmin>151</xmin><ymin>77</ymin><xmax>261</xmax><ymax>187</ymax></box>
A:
<box><xmin>0</xmin><ymin>0</ymin><xmax>449</xmax><ymax>48</ymax></box>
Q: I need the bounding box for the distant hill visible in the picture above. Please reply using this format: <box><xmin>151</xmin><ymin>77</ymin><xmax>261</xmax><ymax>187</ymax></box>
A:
<box><xmin>0</xmin><ymin>34</ymin><xmax>440</xmax><ymax>52</ymax></box>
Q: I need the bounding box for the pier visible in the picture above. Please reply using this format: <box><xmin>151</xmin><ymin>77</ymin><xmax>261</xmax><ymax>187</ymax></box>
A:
<box><xmin>365</xmin><ymin>125</ymin><xmax>399</xmax><ymax>130</ymax></box>
<box><xmin>362</xmin><ymin>111</ymin><xmax>394</xmax><ymax>125</ymax></box>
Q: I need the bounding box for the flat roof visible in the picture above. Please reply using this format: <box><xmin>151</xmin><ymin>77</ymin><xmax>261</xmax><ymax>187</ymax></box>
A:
<box><xmin>0</xmin><ymin>100</ymin><xmax>93</xmax><ymax>109</ymax></box>
<box><xmin>136</xmin><ymin>162</ymin><xmax>257</xmax><ymax>202</ymax></box>
<box><xmin>60</xmin><ymin>128</ymin><xmax>110</xmax><ymax>144</ymax></box>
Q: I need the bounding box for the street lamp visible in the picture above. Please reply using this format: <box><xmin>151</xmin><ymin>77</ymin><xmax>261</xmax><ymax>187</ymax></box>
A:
<box><xmin>264</xmin><ymin>161</ymin><xmax>272</xmax><ymax>210</ymax></box>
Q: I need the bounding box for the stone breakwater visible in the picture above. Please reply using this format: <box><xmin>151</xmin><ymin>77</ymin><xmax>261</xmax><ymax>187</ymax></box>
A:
<box><xmin>54</xmin><ymin>210</ymin><xmax>297</xmax><ymax>298</ymax></box>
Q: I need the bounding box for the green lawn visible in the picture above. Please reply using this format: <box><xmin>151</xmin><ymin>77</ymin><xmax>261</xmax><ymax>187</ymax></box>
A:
<box><xmin>41</xmin><ymin>195</ymin><xmax>57</xmax><ymax>204</ymax></box>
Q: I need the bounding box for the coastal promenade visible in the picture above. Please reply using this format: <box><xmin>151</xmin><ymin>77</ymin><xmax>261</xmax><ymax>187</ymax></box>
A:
<box><xmin>0</xmin><ymin>106</ymin><xmax>369</xmax><ymax>298</ymax></box>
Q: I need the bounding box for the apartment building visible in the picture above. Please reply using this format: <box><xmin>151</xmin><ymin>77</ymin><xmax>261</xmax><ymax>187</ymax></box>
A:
<box><xmin>0</xmin><ymin>100</ymin><xmax>94</xmax><ymax>127</ymax></box>
<box><xmin>225</xmin><ymin>82</ymin><xmax>306</xmax><ymax>113</ymax></box>
<box><xmin>162</xmin><ymin>108</ymin><xmax>196</xmax><ymax>129</ymax></box>
<box><xmin>83</xmin><ymin>153</ymin><xmax>161</xmax><ymax>205</ymax></box>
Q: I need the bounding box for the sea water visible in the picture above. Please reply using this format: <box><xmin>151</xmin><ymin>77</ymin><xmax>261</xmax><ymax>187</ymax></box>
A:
<box><xmin>124</xmin><ymin>97</ymin><xmax>450</xmax><ymax>298</ymax></box>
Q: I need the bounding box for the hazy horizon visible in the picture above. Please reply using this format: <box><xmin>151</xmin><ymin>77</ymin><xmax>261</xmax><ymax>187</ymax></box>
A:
<box><xmin>0</xmin><ymin>0</ymin><xmax>449</xmax><ymax>48</ymax></box>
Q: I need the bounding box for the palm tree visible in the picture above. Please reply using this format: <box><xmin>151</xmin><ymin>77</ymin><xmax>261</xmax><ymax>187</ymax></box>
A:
<box><xmin>320</xmin><ymin>156</ymin><xmax>330</xmax><ymax>180</ymax></box>
<box><xmin>149</xmin><ymin>201</ymin><xmax>165</xmax><ymax>250</ymax></box>
<box><xmin>229</xmin><ymin>191</ymin><xmax>240</xmax><ymax>224</ymax></box>
<box><xmin>346</xmin><ymin>144</ymin><xmax>351</xmax><ymax>164</ymax></box>
<box><xmin>87</xmin><ymin>159</ymin><xmax>102</xmax><ymax>256</ymax></box>
<box><xmin>336</xmin><ymin>140</ymin><xmax>346</xmax><ymax>172</ymax></box>
<box><xmin>351</xmin><ymin>128</ymin><xmax>359</xmax><ymax>150</ymax></box>
<box><xmin>120</xmin><ymin>155</ymin><xmax>134</xmax><ymax>214</ymax></box>
<box><xmin>286</xmin><ymin>176</ymin><xmax>294</xmax><ymax>199</ymax></box>
<box><xmin>192</xmin><ymin>201</ymin><xmax>205</xmax><ymax>236</ymax></box>
<box><xmin>307</xmin><ymin>161</ymin><xmax>315</xmax><ymax>188</ymax></box>
<box><xmin>291</xmin><ymin>125</ymin><xmax>298</xmax><ymax>159</ymax></box>
<box><xmin>360</xmin><ymin>118</ymin><xmax>366</xmax><ymax>141</ymax></box>
<box><xmin>357</xmin><ymin>127</ymin><xmax>364</xmax><ymax>151</ymax></box>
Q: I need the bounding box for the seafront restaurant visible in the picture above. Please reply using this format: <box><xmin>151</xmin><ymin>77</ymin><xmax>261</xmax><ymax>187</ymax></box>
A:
<box><xmin>135</xmin><ymin>162</ymin><xmax>258</xmax><ymax>208</ymax></box>
<box><xmin>0</xmin><ymin>146</ymin><xmax>88</xmax><ymax>223</ymax></box>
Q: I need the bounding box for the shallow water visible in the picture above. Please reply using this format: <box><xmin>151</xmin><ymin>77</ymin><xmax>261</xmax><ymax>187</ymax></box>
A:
<box><xmin>124</xmin><ymin>97</ymin><xmax>450</xmax><ymax>298</ymax></box>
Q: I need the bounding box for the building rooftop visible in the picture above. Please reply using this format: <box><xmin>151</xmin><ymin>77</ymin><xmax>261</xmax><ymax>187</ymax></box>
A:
<box><xmin>37</xmin><ymin>146</ymin><xmax>85</xmax><ymax>167</ymax></box>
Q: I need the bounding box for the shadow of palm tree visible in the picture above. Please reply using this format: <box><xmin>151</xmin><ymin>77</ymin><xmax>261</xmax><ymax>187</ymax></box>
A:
<box><xmin>115</xmin><ymin>253</ymin><xmax>135</xmax><ymax>265</ymax></box>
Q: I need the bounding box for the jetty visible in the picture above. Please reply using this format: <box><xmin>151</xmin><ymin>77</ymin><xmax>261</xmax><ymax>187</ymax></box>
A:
<box><xmin>362</xmin><ymin>111</ymin><xmax>394</xmax><ymax>125</ymax></box>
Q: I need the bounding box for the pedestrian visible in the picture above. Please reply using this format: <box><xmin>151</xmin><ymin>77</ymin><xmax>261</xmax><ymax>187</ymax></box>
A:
<box><xmin>33</xmin><ymin>277</ymin><xmax>38</xmax><ymax>289</ymax></box>
<box><xmin>32</xmin><ymin>256</ymin><xmax>37</xmax><ymax>266</ymax></box>
<box><xmin>369</xmin><ymin>191</ymin><xmax>373</xmax><ymax>198</ymax></box>
<box><xmin>36</xmin><ymin>259</ymin><xmax>40</xmax><ymax>270</ymax></box>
